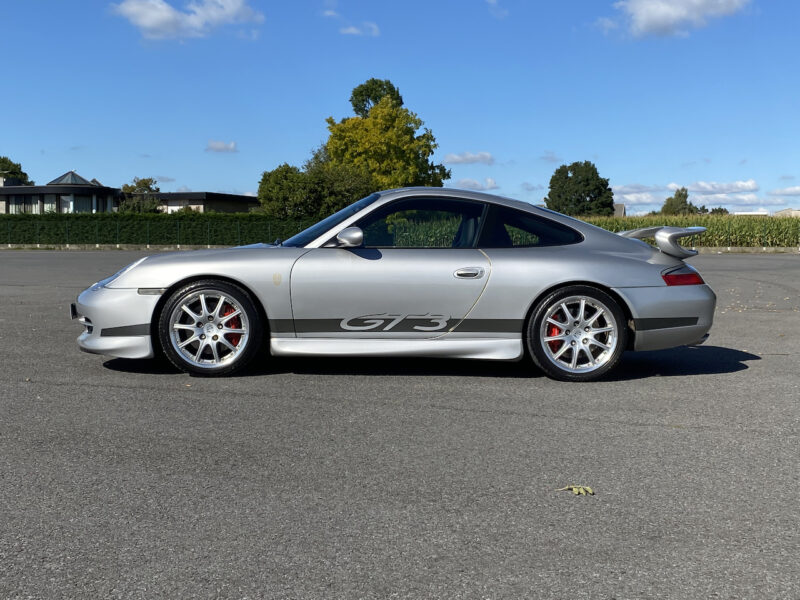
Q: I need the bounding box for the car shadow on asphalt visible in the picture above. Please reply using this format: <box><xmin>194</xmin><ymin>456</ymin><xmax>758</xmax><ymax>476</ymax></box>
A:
<box><xmin>608</xmin><ymin>345</ymin><xmax>760</xmax><ymax>380</ymax></box>
<box><xmin>103</xmin><ymin>344</ymin><xmax>759</xmax><ymax>380</ymax></box>
<box><xmin>265</xmin><ymin>356</ymin><xmax>536</xmax><ymax>378</ymax></box>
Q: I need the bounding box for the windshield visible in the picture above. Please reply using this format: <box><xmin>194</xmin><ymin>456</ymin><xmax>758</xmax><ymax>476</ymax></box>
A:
<box><xmin>281</xmin><ymin>193</ymin><xmax>381</xmax><ymax>247</ymax></box>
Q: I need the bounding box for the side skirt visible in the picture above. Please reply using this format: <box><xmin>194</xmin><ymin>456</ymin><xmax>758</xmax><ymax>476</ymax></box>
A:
<box><xmin>270</xmin><ymin>337</ymin><xmax>524</xmax><ymax>361</ymax></box>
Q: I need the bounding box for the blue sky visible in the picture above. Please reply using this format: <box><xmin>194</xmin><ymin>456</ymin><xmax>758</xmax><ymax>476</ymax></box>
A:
<box><xmin>2</xmin><ymin>0</ymin><xmax>799</xmax><ymax>214</ymax></box>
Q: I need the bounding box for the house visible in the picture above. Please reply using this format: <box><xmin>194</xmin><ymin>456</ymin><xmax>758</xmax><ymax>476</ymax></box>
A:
<box><xmin>0</xmin><ymin>170</ymin><xmax>259</xmax><ymax>214</ymax></box>
<box><xmin>773</xmin><ymin>208</ymin><xmax>800</xmax><ymax>217</ymax></box>
<box><xmin>156</xmin><ymin>192</ymin><xmax>259</xmax><ymax>213</ymax></box>
<box><xmin>0</xmin><ymin>171</ymin><xmax>120</xmax><ymax>214</ymax></box>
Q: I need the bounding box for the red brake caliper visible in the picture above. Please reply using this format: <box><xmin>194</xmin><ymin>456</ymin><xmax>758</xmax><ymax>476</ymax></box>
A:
<box><xmin>547</xmin><ymin>324</ymin><xmax>561</xmax><ymax>353</ymax></box>
<box><xmin>221</xmin><ymin>304</ymin><xmax>242</xmax><ymax>347</ymax></box>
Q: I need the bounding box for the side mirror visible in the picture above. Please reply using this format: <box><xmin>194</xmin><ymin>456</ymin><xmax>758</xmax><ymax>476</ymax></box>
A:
<box><xmin>336</xmin><ymin>226</ymin><xmax>364</xmax><ymax>248</ymax></box>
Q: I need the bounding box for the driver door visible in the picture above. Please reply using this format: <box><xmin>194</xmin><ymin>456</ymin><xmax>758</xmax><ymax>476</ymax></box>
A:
<box><xmin>289</xmin><ymin>196</ymin><xmax>490</xmax><ymax>339</ymax></box>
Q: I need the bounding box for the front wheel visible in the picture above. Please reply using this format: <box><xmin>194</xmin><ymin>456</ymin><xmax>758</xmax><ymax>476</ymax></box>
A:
<box><xmin>527</xmin><ymin>286</ymin><xmax>628</xmax><ymax>382</ymax></box>
<box><xmin>158</xmin><ymin>280</ymin><xmax>263</xmax><ymax>376</ymax></box>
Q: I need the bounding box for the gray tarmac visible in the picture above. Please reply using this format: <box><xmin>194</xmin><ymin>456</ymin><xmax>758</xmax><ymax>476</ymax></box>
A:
<box><xmin>1</xmin><ymin>250</ymin><xmax>798</xmax><ymax>599</ymax></box>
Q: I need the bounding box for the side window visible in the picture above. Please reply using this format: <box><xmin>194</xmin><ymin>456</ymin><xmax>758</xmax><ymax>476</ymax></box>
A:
<box><xmin>478</xmin><ymin>205</ymin><xmax>583</xmax><ymax>248</ymax></box>
<box><xmin>355</xmin><ymin>197</ymin><xmax>485</xmax><ymax>248</ymax></box>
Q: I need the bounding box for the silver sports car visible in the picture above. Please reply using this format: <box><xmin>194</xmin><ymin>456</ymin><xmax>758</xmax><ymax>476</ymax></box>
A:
<box><xmin>72</xmin><ymin>187</ymin><xmax>715</xmax><ymax>381</ymax></box>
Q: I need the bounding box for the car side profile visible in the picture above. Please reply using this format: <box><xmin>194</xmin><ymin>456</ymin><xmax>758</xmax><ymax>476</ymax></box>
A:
<box><xmin>72</xmin><ymin>188</ymin><xmax>716</xmax><ymax>381</ymax></box>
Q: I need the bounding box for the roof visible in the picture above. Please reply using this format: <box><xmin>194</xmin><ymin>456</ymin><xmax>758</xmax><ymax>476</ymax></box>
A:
<box><xmin>47</xmin><ymin>171</ymin><xmax>96</xmax><ymax>186</ymax></box>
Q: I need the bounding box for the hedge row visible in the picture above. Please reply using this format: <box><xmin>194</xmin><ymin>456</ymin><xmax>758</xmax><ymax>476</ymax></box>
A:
<box><xmin>0</xmin><ymin>212</ymin><xmax>798</xmax><ymax>247</ymax></box>
<box><xmin>0</xmin><ymin>213</ymin><xmax>315</xmax><ymax>246</ymax></box>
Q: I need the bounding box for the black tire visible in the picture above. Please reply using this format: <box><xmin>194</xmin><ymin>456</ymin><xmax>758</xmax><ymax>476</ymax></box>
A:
<box><xmin>158</xmin><ymin>280</ymin><xmax>263</xmax><ymax>376</ymax></box>
<box><xmin>527</xmin><ymin>285</ymin><xmax>627</xmax><ymax>382</ymax></box>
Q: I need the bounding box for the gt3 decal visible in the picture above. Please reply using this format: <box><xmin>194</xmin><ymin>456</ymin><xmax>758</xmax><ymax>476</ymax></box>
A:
<box><xmin>340</xmin><ymin>313</ymin><xmax>450</xmax><ymax>332</ymax></box>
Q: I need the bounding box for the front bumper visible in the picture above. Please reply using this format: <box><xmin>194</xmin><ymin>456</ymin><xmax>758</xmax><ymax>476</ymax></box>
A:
<box><xmin>72</xmin><ymin>286</ymin><xmax>160</xmax><ymax>359</ymax></box>
<box><xmin>613</xmin><ymin>284</ymin><xmax>717</xmax><ymax>352</ymax></box>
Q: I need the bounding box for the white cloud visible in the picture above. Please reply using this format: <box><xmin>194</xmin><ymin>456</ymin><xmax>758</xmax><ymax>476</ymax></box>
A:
<box><xmin>244</xmin><ymin>190</ymin><xmax>257</xmax><ymax>197</ymax></box>
<box><xmin>595</xmin><ymin>16</ymin><xmax>619</xmax><ymax>34</ymax></box>
<box><xmin>486</xmin><ymin>0</ymin><xmax>509</xmax><ymax>19</ymax></box>
<box><xmin>456</xmin><ymin>178</ymin><xmax>499</xmax><ymax>191</ymax></box>
<box><xmin>669</xmin><ymin>179</ymin><xmax>759</xmax><ymax>194</ymax></box>
<box><xmin>769</xmin><ymin>186</ymin><xmax>800</xmax><ymax>197</ymax></box>
<box><xmin>539</xmin><ymin>150</ymin><xmax>562</xmax><ymax>164</ymax></box>
<box><xmin>613</xmin><ymin>0</ymin><xmax>750</xmax><ymax>37</ymax></box>
<box><xmin>521</xmin><ymin>182</ymin><xmax>544</xmax><ymax>192</ymax></box>
<box><xmin>615</xmin><ymin>192</ymin><xmax>663</xmax><ymax>207</ymax></box>
<box><xmin>205</xmin><ymin>140</ymin><xmax>238</xmax><ymax>153</ymax></box>
<box><xmin>444</xmin><ymin>151</ymin><xmax>495</xmax><ymax>165</ymax></box>
<box><xmin>113</xmin><ymin>0</ymin><xmax>264</xmax><ymax>39</ymax></box>
<box><xmin>340</xmin><ymin>22</ymin><xmax>379</xmax><ymax>36</ymax></box>
<box><xmin>613</xmin><ymin>179</ymin><xmax>776</xmax><ymax>212</ymax></box>
<box><xmin>176</xmin><ymin>185</ymin><xmax>192</xmax><ymax>192</ymax></box>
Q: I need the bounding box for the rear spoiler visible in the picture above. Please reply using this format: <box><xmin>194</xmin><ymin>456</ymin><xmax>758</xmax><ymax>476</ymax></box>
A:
<box><xmin>618</xmin><ymin>226</ymin><xmax>706</xmax><ymax>259</ymax></box>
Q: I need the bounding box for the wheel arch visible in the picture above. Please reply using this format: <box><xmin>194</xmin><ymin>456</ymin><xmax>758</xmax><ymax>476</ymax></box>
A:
<box><xmin>149</xmin><ymin>274</ymin><xmax>270</xmax><ymax>342</ymax></box>
<box><xmin>521</xmin><ymin>281</ymin><xmax>636</xmax><ymax>353</ymax></box>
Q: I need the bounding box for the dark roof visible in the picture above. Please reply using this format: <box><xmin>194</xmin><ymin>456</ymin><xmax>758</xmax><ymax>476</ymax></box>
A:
<box><xmin>156</xmin><ymin>192</ymin><xmax>258</xmax><ymax>204</ymax></box>
<box><xmin>47</xmin><ymin>171</ymin><xmax>96</xmax><ymax>186</ymax></box>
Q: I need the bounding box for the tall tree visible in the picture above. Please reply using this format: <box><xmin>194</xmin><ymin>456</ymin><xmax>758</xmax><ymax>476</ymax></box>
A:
<box><xmin>258</xmin><ymin>151</ymin><xmax>375</xmax><ymax>220</ymax></box>
<box><xmin>257</xmin><ymin>163</ymin><xmax>314</xmax><ymax>219</ymax></box>
<box><xmin>349</xmin><ymin>78</ymin><xmax>403</xmax><ymax>118</ymax></box>
<box><xmin>660</xmin><ymin>187</ymin><xmax>705</xmax><ymax>215</ymax></box>
<box><xmin>0</xmin><ymin>156</ymin><xmax>34</xmax><ymax>185</ymax></box>
<box><xmin>326</xmin><ymin>96</ymin><xmax>450</xmax><ymax>190</ymax></box>
<box><xmin>119</xmin><ymin>176</ymin><xmax>161</xmax><ymax>213</ymax></box>
<box><xmin>544</xmin><ymin>161</ymin><xmax>614</xmax><ymax>216</ymax></box>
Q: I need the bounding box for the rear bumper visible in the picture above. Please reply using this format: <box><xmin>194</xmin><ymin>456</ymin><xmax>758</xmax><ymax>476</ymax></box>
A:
<box><xmin>613</xmin><ymin>284</ymin><xmax>716</xmax><ymax>351</ymax></box>
<box><xmin>72</xmin><ymin>287</ymin><xmax>159</xmax><ymax>359</ymax></box>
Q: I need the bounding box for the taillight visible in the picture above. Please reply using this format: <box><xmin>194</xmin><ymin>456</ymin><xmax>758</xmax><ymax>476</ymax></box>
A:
<box><xmin>662</xmin><ymin>265</ymin><xmax>704</xmax><ymax>286</ymax></box>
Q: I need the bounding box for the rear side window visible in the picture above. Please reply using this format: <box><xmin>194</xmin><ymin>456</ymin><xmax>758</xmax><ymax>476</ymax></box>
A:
<box><xmin>477</xmin><ymin>205</ymin><xmax>583</xmax><ymax>248</ymax></box>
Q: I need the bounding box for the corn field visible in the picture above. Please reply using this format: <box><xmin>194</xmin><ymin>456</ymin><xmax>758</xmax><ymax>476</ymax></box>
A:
<box><xmin>584</xmin><ymin>215</ymin><xmax>800</xmax><ymax>247</ymax></box>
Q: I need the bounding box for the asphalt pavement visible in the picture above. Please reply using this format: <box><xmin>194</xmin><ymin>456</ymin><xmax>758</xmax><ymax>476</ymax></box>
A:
<box><xmin>0</xmin><ymin>250</ymin><xmax>798</xmax><ymax>599</ymax></box>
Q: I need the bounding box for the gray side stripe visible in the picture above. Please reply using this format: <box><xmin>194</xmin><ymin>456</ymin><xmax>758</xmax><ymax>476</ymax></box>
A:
<box><xmin>269</xmin><ymin>318</ymin><xmax>523</xmax><ymax>335</ymax></box>
<box><xmin>101</xmin><ymin>324</ymin><xmax>150</xmax><ymax>337</ymax></box>
<box><xmin>634</xmin><ymin>317</ymin><xmax>698</xmax><ymax>331</ymax></box>
<box><xmin>450</xmin><ymin>319</ymin><xmax>522</xmax><ymax>333</ymax></box>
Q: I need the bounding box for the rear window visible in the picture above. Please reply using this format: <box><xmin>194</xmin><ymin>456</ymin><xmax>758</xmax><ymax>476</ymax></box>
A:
<box><xmin>477</xmin><ymin>205</ymin><xmax>583</xmax><ymax>248</ymax></box>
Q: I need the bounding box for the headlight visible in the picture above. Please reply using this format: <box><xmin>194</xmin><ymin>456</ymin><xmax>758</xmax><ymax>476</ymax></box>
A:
<box><xmin>90</xmin><ymin>257</ymin><xmax>149</xmax><ymax>290</ymax></box>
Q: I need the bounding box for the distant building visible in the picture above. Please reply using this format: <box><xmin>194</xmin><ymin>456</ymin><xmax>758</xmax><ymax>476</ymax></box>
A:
<box><xmin>157</xmin><ymin>192</ymin><xmax>259</xmax><ymax>214</ymax></box>
<box><xmin>0</xmin><ymin>170</ymin><xmax>258</xmax><ymax>214</ymax></box>
<box><xmin>733</xmin><ymin>210</ymin><xmax>770</xmax><ymax>217</ymax></box>
<box><xmin>613</xmin><ymin>203</ymin><xmax>626</xmax><ymax>217</ymax></box>
<box><xmin>773</xmin><ymin>208</ymin><xmax>800</xmax><ymax>217</ymax></box>
<box><xmin>0</xmin><ymin>171</ymin><xmax>120</xmax><ymax>214</ymax></box>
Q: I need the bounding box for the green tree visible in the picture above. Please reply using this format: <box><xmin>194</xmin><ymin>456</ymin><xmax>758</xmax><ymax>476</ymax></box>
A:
<box><xmin>326</xmin><ymin>96</ymin><xmax>450</xmax><ymax>190</ymax></box>
<box><xmin>257</xmin><ymin>163</ymin><xmax>314</xmax><ymax>219</ymax></box>
<box><xmin>660</xmin><ymin>187</ymin><xmax>705</xmax><ymax>215</ymax></box>
<box><xmin>258</xmin><ymin>150</ymin><xmax>376</xmax><ymax>220</ymax></box>
<box><xmin>544</xmin><ymin>161</ymin><xmax>614</xmax><ymax>216</ymax></box>
<box><xmin>349</xmin><ymin>78</ymin><xmax>403</xmax><ymax>118</ymax></box>
<box><xmin>0</xmin><ymin>156</ymin><xmax>34</xmax><ymax>185</ymax></box>
<box><xmin>709</xmin><ymin>206</ymin><xmax>729</xmax><ymax>215</ymax></box>
<box><xmin>119</xmin><ymin>176</ymin><xmax>161</xmax><ymax>213</ymax></box>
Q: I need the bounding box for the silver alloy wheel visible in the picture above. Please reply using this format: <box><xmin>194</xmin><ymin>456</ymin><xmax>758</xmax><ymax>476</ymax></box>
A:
<box><xmin>539</xmin><ymin>295</ymin><xmax>618</xmax><ymax>375</ymax></box>
<box><xmin>167</xmin><ymin>290</ymin><xmax>249</xmax><ymax>369</ymax></box>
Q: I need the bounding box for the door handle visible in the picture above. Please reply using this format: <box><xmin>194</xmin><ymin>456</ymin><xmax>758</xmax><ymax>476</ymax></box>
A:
<box><xmin>454</xmin><ymin>267</ymin><xmax>485</xmax><ymax>279</ymax></box>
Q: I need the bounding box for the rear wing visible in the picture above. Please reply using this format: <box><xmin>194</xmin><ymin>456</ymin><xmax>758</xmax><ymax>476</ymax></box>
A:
<box><xmin>618</xmin><ymin>226</ymin><xmax>706</xmax><ymax>259</ymax></box>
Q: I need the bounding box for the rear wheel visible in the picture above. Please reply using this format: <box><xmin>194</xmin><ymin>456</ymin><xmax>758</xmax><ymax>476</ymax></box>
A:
<box><xmin>528</xmin><ymin>285</ymin><xmax>627</xmax><ymax>382</ymax></box>
<box><xmin>158</xmin><ymin>280</ymin><xmax>263</xmax><ymax>376</ymax></box>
